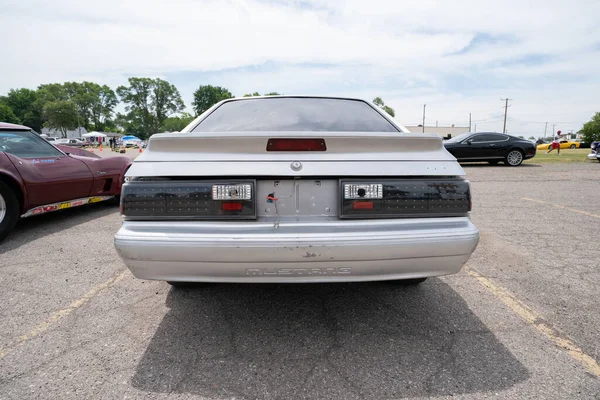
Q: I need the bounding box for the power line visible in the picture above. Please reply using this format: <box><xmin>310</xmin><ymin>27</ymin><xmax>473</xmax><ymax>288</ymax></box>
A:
<box><xmin>508</xmin><ymin>118</ymin><xmax>585</xmax><ymax>125</ymax></box>
<box><xmin>506</xmin><ymin>110</ymin><xmax>597</xmax><ymax>117</ymax></box>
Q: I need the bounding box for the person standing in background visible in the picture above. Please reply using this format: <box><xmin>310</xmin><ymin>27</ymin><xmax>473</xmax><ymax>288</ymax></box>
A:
<box><xmin>546</xmin><ymin>130</ymin><xmax>564</xmax><ymax>155</ymax></box>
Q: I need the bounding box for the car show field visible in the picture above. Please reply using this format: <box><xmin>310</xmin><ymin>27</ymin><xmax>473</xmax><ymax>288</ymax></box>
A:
<box><xmin>0</xmin><ymin>161</ymin><xmax>599</xmax><ymax>399</ymax></box>
<box><xmin>524</xmin><ymin>148</ymin><xmax>594</xmax><ymax>164</ymax></box>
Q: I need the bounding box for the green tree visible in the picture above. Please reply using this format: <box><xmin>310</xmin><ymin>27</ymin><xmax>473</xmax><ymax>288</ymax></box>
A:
<box><xmin>36</xmin><ymin>83</ymin><xmax>69</xmax><ymax>103</ymax></box>
<box><xmin>372</xmin><ymin>97</ymin><xmax>395</xmax><ymax>117</ymax></box>
<box><xmin>581</xmin><ymin>112</ymin><xmax>600</xmax><ymax>143</ymax></box>
<box><xmin>115</xmin><ymin>112</ymin><xmax>146</xmax><ymax>137</ymax></box>
<box><xmin>43</xmin><ymin>100</ymin><xmax>79</xmax><ymax>138</ymax></box>
<box><xmin>153</xmin><ymin>79</ymin><xmax>185</xmax><ymax>124</ymax></box>
<box><xmin>1</xmin><ymin>88</ymin><xmax>43</xmax><ymax>131</ymax></box>
<box><xmin>0</xmin><ymin>103</ymin><xmax>20</xmax><ymax>124</ymax></box>
<box><xmin>160</xmin><ymin>112</ymin><xmax>195</xmax><ymax>132</ymax></box>
<box><xmin>91</xmin><ymin>84</ymin><xmax>118</xmax><ymax>131</ymax></box>
<box><xmin>382</xmin><ymin>106</ymin><xmax>395</xmax><ymax>117</ymax></box>
<box><xmin>528</xmin><ymin>136</ymin><xmax>535</xmax><ymax>140</ymax></box>
<box><xmin>117</xmin><ymin>78</ymin><xmax>185</xmax><ymax>138</ymax></box>
<box><xmin>35</xmin><ymin>83</ymin><xmax>70</xmax><ymax>132</ymax></box>
<box><xmin>243</xmin><ymin>92</ymin><xmax>261</xmax><ymax>97</ymax></box>
<box><xmin>192</xmin><ymin>85</ymin><xmax>233</xmax><ymax>115</ymax></box>
<box><xmin>62</xmin><ymin>82</ymin><xmax>119</xmax><ymax>131</ymax></box>
<box><xmin>373</xmin><ymin>97</ymin><xmax>384</xmax><ymax>107</ymax></box>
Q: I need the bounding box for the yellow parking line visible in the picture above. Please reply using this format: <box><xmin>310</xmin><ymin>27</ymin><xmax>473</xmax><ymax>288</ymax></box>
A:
<box><xmin>0</xmin><ymin>270</ymin><xmax>128</xmax><ymax>360</ymax></box>
<box><xmin>521</xmin><ymin>197</ymin><xmax>600</xmax><ymax>219</ymax></box>
<box><xmin>466</xmin><ymin>266</ymin><xmax>600</xmax><ymax>377</ymax></box>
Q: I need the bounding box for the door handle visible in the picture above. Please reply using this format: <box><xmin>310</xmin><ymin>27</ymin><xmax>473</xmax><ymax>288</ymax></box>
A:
<box><xmin>97</xmin><ymin>171</ymin><xmax>107</xmax><ymax>176</ymax></box>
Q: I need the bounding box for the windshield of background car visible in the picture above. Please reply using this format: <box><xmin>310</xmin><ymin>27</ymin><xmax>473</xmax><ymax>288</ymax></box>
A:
<box><xmin>0</xmin><ymin>130</ymin><xmax>64</xmax><ymax>158</ymax></box>
<box><xmin>192</xmin><ymin>98</ymin><xmax>399</xmax><ymax>132</ymax></box>
<box><xmin>445</xmin><ymin>133</ymin><xmax>472</xmax><ymax>143</ymax></box>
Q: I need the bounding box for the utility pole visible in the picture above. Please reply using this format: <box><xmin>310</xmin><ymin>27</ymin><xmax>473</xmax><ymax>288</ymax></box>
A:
<box><xmin>544</xmin><ymin>122</ymin><xmax>548</xmax><ymax>139</ymax></box>
<box><xmin>422</xmin><ymin>104</ymin><xmax>426</xmax><ymax>133</ymax></box>
<box><xmin>474</xmin><ymin>124</ymin><xmax>477</xmax><ymax>132</ymax></box>
<box><xmin>501</xmin><ymin>98</ymin><xmax>512</xmax><ymax>134</ymax></box>
<box><xmin>469</xmin><ymin>113</ymin><xmax>472</xmax><ymax>132</ymax></box>
<box><xmin>552</xmin><ymin>124</ymin><xmax>556</xmax><ymax>136</ymax></box>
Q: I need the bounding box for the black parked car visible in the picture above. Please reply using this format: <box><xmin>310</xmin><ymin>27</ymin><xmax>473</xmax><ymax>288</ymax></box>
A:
<box><xmin>443</xmin><ymin>132</ymin><xmax>536</xmax><ymax>166</ymax></box>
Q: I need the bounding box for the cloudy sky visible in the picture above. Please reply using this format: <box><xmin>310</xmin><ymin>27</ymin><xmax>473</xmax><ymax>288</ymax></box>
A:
<box><xmin>1</xmin><ymin>0</ymin><xmax>599</xmax><ymax>136</ymax></box>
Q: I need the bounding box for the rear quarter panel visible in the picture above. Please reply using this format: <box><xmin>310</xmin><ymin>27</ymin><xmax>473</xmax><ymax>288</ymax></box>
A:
<box><xmin>77</xmin><ymin>155</ymin><xmax>132</xmax><ymax>195</ymax></box>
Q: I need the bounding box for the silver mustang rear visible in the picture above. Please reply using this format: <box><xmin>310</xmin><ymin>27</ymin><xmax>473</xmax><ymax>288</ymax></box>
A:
<box><xmin>114</xmin><ymin>96</ymin><xmax>479</xmax><ymax>284</ymax></box>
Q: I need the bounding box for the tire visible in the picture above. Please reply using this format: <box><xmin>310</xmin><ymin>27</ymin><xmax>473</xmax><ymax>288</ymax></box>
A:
<box><xmin>387</xmin><ymin>277</ymin><xmax>428</xmax><ymax>285</ymax></box>
<box><xmin>488</xmin><ymin>161</ymin><xmax>500</xmax><ymax>165</ymax></box>
<box><xmin>505</xmin><ymin>149</ymin><xmax>524</xmax><ymax>166</ymax></box>
<box><xmin>0</xmin><ymin>181</ymin><xmax>20</xmax><ymax>242</ymax></box>
<box><xmin>570</xmin><ymin>144</ymin><xmax>576</xmax><ymax>149</ymax></box>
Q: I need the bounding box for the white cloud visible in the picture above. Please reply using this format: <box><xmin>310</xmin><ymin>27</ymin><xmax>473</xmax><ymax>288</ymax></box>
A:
<box><xmin>0</xmin><ymin>0</ymin><xmax>598</xmax><ymax>135</ymax></box>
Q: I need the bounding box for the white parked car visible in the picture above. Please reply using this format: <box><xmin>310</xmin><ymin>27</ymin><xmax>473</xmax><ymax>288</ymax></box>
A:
<box><xmin>54</xmin><ymin>138</ymin><xmax>86</xmax><ymax>147</ymax></box>
<box><xmin>114</xmin><ymin>96</ymin><xmax>479</xmax><ymax>286</ymax></box>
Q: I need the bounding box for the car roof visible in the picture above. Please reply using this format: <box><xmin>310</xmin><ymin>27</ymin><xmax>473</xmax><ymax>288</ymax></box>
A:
<box><xmin>0</xmin><ymin>121</ymin><xmax>31</xmax><ymax>131</ymax></box>
<box><xmin>227</xmin><ymin>95</ymin><xmax>368</xmax><ymax>101</ymax></box>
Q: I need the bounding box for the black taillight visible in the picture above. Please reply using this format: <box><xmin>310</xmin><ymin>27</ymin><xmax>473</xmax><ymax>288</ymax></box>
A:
<box><xmin>121</xmin><ymin>181</ymin><xmax>256</xmax><ymax>219</ymax></box>
<box><xmin>340</xmin><ymin>179</ymin><xmax>471</xmax><ymax>218</ymax></box>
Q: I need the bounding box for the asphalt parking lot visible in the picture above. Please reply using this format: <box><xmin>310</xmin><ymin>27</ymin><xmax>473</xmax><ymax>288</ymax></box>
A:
<box><xmin>1</xmin><ymin>162</ymin><xmax>599</xmax><ymax>399</ymax></box>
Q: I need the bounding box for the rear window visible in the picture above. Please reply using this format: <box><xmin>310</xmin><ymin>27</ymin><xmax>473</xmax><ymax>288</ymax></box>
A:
<box><xmin>191</xmin><ymin>98</ymin><xmax>399</xmax><ymax>132</ymax></box>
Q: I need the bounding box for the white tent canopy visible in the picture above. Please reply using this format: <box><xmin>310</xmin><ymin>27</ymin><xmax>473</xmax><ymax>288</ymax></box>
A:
<box><xmin>82</xmin><ymin>132</ymin><xmax>108</xmax><ymax>143</ymax></box>
<box><xmin>82</xmin><ymin>132</ymin><xmax>107</xmax><ymax>138</ymax></box>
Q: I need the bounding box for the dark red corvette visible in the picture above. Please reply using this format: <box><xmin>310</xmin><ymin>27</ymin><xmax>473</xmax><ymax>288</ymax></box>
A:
<box><xmin>0</xmin><ymin>122</ymin><xmax>131</xmax><ymax>241</ymax></box>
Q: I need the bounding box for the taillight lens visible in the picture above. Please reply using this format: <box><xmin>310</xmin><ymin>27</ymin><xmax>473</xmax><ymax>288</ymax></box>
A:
<box><xmin>212</xmin><ymin>184</ymin><xmax>252</xmax><ymax>200</ymax></box>
<box><xmin>340</xmin><ymin>179</ymin><xmax>471</xmax><ymax>218</ymax></box>
<box><xmin>344</xmin><ymin>184</ymin><xmax>383</xmax><ymax>199</ymax></box>
<box><xmin>121</xmin><ymin>181</ymin><xmax>256</xmax><ymax>219</ymax></box>
<box><xmin>266</xmin><ymin>138</ymin><xmax>326</xmax><ymax>151</ymax></box>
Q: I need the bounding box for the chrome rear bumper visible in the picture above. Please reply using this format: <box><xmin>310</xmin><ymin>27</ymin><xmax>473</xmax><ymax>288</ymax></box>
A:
<box><xmin>114</xmin><ymin>217</ymin><xmax>479</xmax><ymax>283</ymax></box>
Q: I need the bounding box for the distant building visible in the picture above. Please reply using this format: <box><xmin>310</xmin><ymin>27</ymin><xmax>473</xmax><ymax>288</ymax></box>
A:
<box><xmin>41</xmin><ymin>127</ymin><xmax>87</xmax><ymax>139</ymax></box>
<box><xmin>404</xmin><ymin>125</ymin><xmax>470</xmax><ymax>138</ymax></box>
